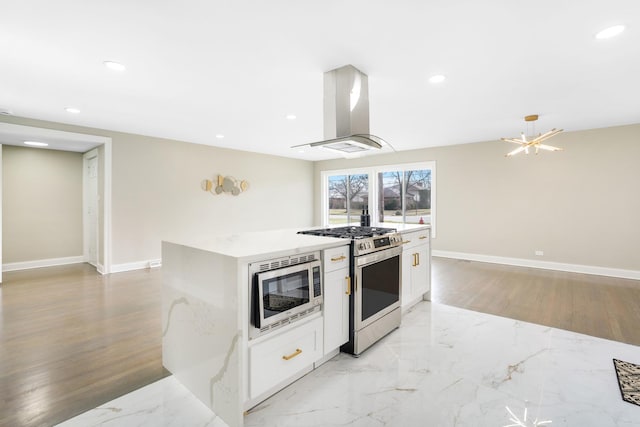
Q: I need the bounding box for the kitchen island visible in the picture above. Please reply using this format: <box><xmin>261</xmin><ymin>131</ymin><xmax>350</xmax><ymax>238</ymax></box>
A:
<box><xmin>161</xmin><ymin>229</ymin><xmax>348</xmax><ymax>427</ymax></box>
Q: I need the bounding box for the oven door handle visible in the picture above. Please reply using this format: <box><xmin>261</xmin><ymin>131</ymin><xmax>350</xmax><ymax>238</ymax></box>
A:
<box><xmin>355</xmin><ymin>246</ymin><xmax>403</xmax><ymax>267</ymax></box>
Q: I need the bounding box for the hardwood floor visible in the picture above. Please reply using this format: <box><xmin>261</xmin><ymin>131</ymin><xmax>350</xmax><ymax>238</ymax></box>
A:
<box><xmin>0</xmin><ymin>258</ymin><xmax>638</xmax><ymax>427</ymax></box>
<box><xmin>0</xmin><ymin>264</ymin><xmax>168</xmax><ymax>427</ymax></box>
<box><xmin>431</xmin><ymin>257</ymin><xmax>640</xmax><ymax>346</ymax></box>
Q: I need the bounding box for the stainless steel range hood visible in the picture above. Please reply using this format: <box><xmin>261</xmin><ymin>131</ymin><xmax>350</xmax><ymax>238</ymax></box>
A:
<box><xmin>293</xmin><ymin>65</ymin><xmax>388</xmax><ymax>154</ymax></box>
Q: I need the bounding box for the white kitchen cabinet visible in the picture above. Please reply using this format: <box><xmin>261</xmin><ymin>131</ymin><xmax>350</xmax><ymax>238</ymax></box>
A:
<box><xmin>322</xmin><ymin>245</ymin><xmax>350</xmax><ymax>354</ymax></box>
<box><xmin>400</xmin><ymin>228</ymin><xmax>431</xmax><ymax>310</ymax></box>
<box><xmin>249</xmin><ymin>316</ymin><xmax>323</xmax><ymax>400</ymax></box>
<box><xmin>163</xmin><ymin>233</ymin><xmax>349</xmax><ymax>427</ymax></box>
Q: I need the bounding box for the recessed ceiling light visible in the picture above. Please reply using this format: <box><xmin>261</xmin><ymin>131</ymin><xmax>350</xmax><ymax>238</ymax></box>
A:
<box><xmin>215</xmin><ymin>134</ymin><xmax>225</xmax><ymax>139</ymax></box>
<box><xmin>104</xmin><ymin>61</ymin><xmax>126</xmax><ymax>71</ymax></box>
<box><xmin>65</xmin><ymin>107</ymin><xmax>80</xmax><ymax>114</ymax></box>
<box><xmin>286</xmin><ymin>114</ymin><xmax>297</xmax><ymax>120</ymax></box>
<box><xmin>297</xmin><ymin>150</ymin><xmax>305</xmax><ymax>154</ymax></box>
<box><xmin>595</xmin><ymin>25</ymin><xmax>625</xmax><ymax>39</ymax></box>
<box><xmin>428</xmin><ymin>75</ymin><xmax>446</xmax><ymax>84</ymax></box>
<box><xmin>24</xmin><ymin>141</ymin><xmax>49</xmax><ymax>147</ymax></box>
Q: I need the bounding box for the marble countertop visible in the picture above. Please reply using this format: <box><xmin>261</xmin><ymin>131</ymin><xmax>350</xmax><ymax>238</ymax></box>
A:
<box><xmin>163</xmin><ymin>224</ymin><xmax>430</xmax><ymax>262</ymax></box>
<box><xmin>163</xmin><ymin>229</ymin><xmax>348</xmax><ymax>261</ymax></box>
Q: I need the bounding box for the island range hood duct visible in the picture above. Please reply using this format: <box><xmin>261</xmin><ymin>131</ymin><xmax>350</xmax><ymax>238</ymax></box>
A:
<box><xmin>293</xmin><ymin>64</ymin><xmax>388</xmax><ymax>154</ymax></box>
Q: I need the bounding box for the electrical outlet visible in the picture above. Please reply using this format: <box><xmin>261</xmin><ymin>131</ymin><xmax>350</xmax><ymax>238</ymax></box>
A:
<box><xmin>534</xmin><ymin>250</ymin><xmax>544</xmax><ymax>256</ymax></box>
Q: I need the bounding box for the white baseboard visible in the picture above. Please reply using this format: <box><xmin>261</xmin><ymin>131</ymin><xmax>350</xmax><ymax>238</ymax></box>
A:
<box><xmin>110</xmin><ymin>259</ymin><xmax>162</xmax><ymax>274</ymax></box>
<box><xmin>2</xmin><ymin>255</ymin><xmax>85</xmax><ymax>272</ymax></box>
<box><xmin>432</xmin><ymin>250</ymin><xmax>640</xmax><ymax>280</ymax></box>
<box><xmin>96</xmin><ymin>263</ymin><xmax>106</xmax><ymax>275</ymax></box>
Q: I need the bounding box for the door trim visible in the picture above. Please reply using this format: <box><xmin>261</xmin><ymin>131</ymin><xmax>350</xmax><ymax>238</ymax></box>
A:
<box><xmin>83</xmin><ymin>149</ymin><xmax>99</xmax><ymax>267</ymax></box>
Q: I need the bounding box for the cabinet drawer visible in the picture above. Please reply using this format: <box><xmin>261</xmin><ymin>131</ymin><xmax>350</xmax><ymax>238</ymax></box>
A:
<box><xmin>249</xmin><ymin>317</ymin><xmax>323</xmax><ymax>399</ymax></box>
<box><xmin>400</xmin><ymin>229</ymin><xmax>430</xmax><ymax>250</ymax></box>
<box><xmin>323</xmin><ymin>245</ymin><xmax>350</xmax><ymax>273</ymax></box>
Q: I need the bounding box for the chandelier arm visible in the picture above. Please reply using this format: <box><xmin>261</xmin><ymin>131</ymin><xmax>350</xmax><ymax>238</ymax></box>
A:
<box><xmin>538</xmin><ymin>144</ymin><xmax>563</xmax><ymax>151</ymax></box>
<box><xmin>505</xmin><ymin>146</ymin><xmax>526</xmax><ymax>157</ymax></box>
<box><xmin>501</xmin><ymin>138</ymin><xmax>527</xmax><ymax>145</ymax></box>
<box><xmin>532</xmin><ymin>128</ymin><xmax>563</xmax><ymax>144</ymax></box>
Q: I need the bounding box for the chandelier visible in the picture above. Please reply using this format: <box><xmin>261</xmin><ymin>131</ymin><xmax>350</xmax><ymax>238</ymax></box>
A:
<box><xmin>501</xmin><ymin>115</ymin><xmax>563</xmax><ymax>157</ymax></box>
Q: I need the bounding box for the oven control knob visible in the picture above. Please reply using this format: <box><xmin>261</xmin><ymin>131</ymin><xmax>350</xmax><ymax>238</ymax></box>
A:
<box><xmin>359</xmin><ymin>243</ymin><xmax>366</xmax><ymax>250</ymax></box>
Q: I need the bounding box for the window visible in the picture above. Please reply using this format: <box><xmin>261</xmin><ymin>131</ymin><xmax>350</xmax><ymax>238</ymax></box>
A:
<box><xmin>378</xmin><ymin>168</ymin><xmax>431</xmax><ymax>225</ymax></box>
<box><xmin>322</xmin><ymin>161</ymin><xmax>435</xmax><ymax>233</ymax></box>
<box><xmin>328</xmin><ymin>173</ymin><xmax>369</xmax><ymax>225</ymax></box>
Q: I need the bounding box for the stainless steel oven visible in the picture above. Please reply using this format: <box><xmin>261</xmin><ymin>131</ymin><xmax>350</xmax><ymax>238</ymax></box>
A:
<box><xmin>355</xmin><ymin>246</ymin><xmax>402</xmax><ymax>332</ymax></box>
<box><xmin>351</xmin><ymin>243</ymin><xmax>402</xmax><ymax>355</ymax></box>
<box><xmin>249</xmin><ymin>251</ymin><xmax>322</xmax><ymax>340</ymax></box>
<box><xmin>297</xmin><ymin>226</ymin><xmax>402</xmax><ymax>355</ymax></box>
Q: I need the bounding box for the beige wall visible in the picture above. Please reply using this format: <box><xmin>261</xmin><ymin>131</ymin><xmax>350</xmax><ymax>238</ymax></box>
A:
<box><xmin>315</xmin><ymin>124</ymin><xmax>640</xmax><ymax>271</ymax></box>
<box><xmin>3</xmin><ymin>115</ymin><xmax>638</xmax><ymax>272</ymax></box>
<box><xmin>2</xmin><ymin>145</ymin><xmax>83</xmax><ymax>263</ymax></box>
<box><xmin>0</xmin><ymin>116</ymin><xmax>315</xmax><ymax>267</ymax></box>
<box><xmin>110</xmin><ymin>133</ymin><xmax>314</xmax><ymax>264</ymax></box>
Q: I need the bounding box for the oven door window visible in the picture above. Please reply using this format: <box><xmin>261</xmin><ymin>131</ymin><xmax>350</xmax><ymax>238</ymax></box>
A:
<box><xmin>262</xmin><ymin>271</ymin><xmax>310</xmax><ymax>319</ymax></box>
<box><xmin>361</xmin><ymin>255</ymin><xmax>400</xmax><ymax>321</ymax></box>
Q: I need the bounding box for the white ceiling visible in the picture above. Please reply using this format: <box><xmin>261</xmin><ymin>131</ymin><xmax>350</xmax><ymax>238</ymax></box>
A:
<box><xmin>1</xmin><ymin>1</ymin><xmax>639</xmax><ymax>160</ymax></box>
<box><xmin>0</xmin><ymin>122</ymin><xmax>107</xmax><ymax>152</ymax></box>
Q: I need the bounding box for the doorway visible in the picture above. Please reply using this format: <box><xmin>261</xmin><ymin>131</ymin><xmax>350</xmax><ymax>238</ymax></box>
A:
<box><xmin>0</xmin><ymin>122</ymin><xmax>112</xmax><ymax>280</ymax></box>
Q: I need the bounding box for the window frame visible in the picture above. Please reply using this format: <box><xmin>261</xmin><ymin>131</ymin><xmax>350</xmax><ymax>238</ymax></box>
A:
<box><xmin>321</xmin><ymin>161</ymin><xmax>436</xmax><ymax>237</ymax></box>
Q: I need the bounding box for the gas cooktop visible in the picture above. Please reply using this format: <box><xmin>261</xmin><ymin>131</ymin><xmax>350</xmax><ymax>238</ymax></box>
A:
<box><xmin>298</xmin><ymin>226</ymin><xmax>397</xmax><ymax>239</ymax></box>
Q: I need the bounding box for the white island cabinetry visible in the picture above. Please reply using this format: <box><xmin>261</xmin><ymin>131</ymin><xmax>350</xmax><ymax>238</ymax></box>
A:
<box><xmin>400</xmin><ymin>227</ymin><xmax>431</xmax><ymax>311</ymax></box>
<box><xmin>161</xmin><ymin>230</ymin><xmax>347</xmax><ymax>427</ymax></box>
<box><xmin>321</xmin><ymin>245</ymin><xmax>350</xmax><ymax>355</ymax></box>
<box><xmin>248</xmin><ymin>316</ymin><xmax>323</xmax><ymax>400</ymax></box>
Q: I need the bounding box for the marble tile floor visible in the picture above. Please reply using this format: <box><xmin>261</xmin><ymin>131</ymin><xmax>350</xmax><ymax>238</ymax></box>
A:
<box><xmin>56</xmin><ymin>302</ymin><xmax>640</xmax><ymax>427</ymax></box>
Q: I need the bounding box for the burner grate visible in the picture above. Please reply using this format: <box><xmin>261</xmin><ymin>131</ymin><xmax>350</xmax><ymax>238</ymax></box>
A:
<box><xmin>299</xmin><ymin>226</ymin><xmax>396</xmax><ymax>239</ymax></box>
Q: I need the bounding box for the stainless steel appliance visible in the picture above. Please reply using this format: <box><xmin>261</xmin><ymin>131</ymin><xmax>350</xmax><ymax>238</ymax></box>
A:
<box><xmin>248</xmin><ymin>251</ymin><xmax>322</xmax><ymax>340</ymax></box>
<box><xmin>298</xmin><ymin>226</ymin><xmax>402</xmax><ymax>355</ymax></box>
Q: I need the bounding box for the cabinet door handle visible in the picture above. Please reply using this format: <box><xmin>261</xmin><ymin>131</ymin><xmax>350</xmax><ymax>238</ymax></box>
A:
<box><xmin>419</xmin><ymin>235</ymin><xmax>427</xmax><ymax>240</ymax></box>
<box><xmin>282</xmin><ymin>348</ymin><xmax>302</xmax><ymax>360</ymax></box>
<box><xmin>331</xmin><ymin>255</ymin><xmax>346</xmax><ymax>262</ymax></box>
<box><xmin>345</xmin><ymin>276</ymin><xmax>351</xmax><ymax>295</ymax></box>
<box><xmin>412</xmin><ymin>253</ymin><xmax>418</xmax><ymax>267</ymax></box>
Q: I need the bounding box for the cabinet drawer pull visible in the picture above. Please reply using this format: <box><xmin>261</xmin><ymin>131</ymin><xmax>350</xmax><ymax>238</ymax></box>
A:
<box><xmin>401</xmin><ymin>240</ymin><xmax>411</xmax><ymax>245</ymax></box>
<box><xmin>282</xmin><ymin>348</ymin><xmax>302</xmax><ymax>360</ymax></box>
<box><xmin>419</xmin><ymin>235</ymin><xmax>428</xmax><ymax>240</ymax></box>
<box><xmin>345</xmin><ymin>276</ymin><xmax>351</xmax><ymax>295</ymax></box>
<box><xmin>331</xmin><ymin>255</ymin><xmax>346</xmax><ymax>262</ymax></box>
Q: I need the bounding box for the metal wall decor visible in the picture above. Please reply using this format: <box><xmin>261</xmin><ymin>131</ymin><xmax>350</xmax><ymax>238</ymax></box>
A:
<box><xmin>201</xmin><ymin>175</ymin><xmax>249</xmax><ymax>196</ymax></box>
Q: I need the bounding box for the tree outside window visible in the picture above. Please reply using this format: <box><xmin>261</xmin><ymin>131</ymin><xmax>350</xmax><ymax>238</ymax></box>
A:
<box><xmin>378</xmin><ymin>169</ymin><xmax>431</xmax><ymax>224</ymax></box>
<box><xmin>328</xmin><ymin>174</ymin><xmax>369</xmax><ymax>224</ymax></box>
<box><xmin>325</xmin><ymin>163</ymin><xmax>434</xmax><ymax>229</ymax></box>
